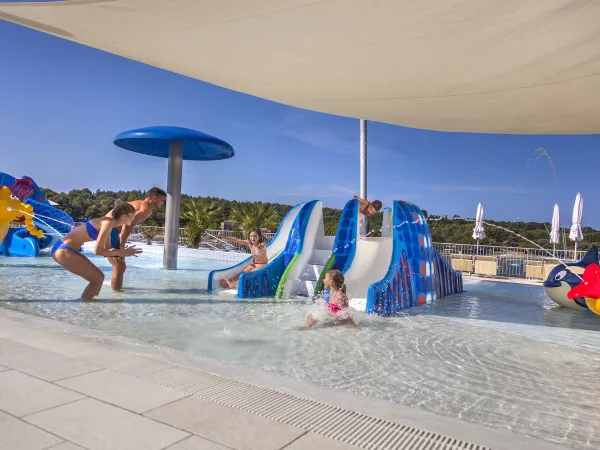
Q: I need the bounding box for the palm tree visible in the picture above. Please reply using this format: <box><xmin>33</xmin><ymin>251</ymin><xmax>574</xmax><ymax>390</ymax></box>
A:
<box><xmin>230</xmin><ymin>202</ymin><xmax>280</xmax><ymax>232</ymax></box>
<box><xmin>140</xmin><ymin>226</ymin><xmax>161</xmax><ymax>245</ymax></box>
<box><xmin>181</xmin><ymin>200</ymin><xmax>223</xmax><ymax>248</ymax></box>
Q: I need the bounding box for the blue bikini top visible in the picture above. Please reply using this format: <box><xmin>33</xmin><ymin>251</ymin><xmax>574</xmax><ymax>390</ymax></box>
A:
<box><xmin>84</xmin><ymin>220</ymin><xmax>99</xmax><ymax>241</ymax></box>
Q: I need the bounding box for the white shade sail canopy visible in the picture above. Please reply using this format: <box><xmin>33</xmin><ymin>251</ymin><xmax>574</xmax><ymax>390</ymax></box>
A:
<box><xmin>549</xmin><ymin>203</ymin><xmax>560</xmax><ymax>245</ymax></box>
<box><xmin>1</xmin><ymin>0</ymin><xmax>600</xmax><ymax>134</ymax></box>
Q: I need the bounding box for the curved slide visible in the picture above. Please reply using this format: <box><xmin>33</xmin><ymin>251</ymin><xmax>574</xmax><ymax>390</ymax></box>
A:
<box><xmin>311</xmin><ymin>199</ymin><xmax>395</xmax><ymax>311</ymax></box>
<box><xmin>0</xmin><ymin>172</ymin><xmax>74</xmax><ymax>251</ymax></box>
<box><xmin>313</xmin><ymin>199</ymin><xmax>463</xmax><ymax>315</ymax></box>
<box><xmin>208</xmin><ymin>200</ymin><xmax>334</xmax><ymax>299</ymax></box>
<box><xmin>275</xmin><ymin>201</ymin><xmax>334</xmax><ymax>299</ymax></box>
<box><xmin>365</xmin><ymin>201</ymin><xmax>463</xmax><ymax>315</ymax></box>
<box><xmin>207</xmin><ymin>201</ymin><xmax>314</xmax><ymax>297</ymax></box>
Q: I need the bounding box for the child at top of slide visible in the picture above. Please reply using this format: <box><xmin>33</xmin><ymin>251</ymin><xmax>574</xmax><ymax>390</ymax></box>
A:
<box><xmin>353</xmin><ymin>195</ymin><xmax>382</xmax><ymax>236</ymax></box>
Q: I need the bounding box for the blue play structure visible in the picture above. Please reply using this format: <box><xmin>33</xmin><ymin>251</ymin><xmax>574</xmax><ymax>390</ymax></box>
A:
<box><xmin>208</xmin><ymin>198</ymin><xmax>463</xmax><ymax>315</ymax></box>
<box><xmin>207</xmin><ymin>201</ymin><xmax>319</xmax><ymax>298</ymax></box>
<box><xmin>0</xmin><ymin>228</ymin><xmax>41</xmax><ymax>257</ymax></box>
<box><xmin>366</xmin><ymin>201</ymin><xmax>462</xmax><ymax>315</ymax></box>
<box><xmin>0</xmin><ymin>172</ymin><xmax>74</xmax><ymax>257</ymax></box>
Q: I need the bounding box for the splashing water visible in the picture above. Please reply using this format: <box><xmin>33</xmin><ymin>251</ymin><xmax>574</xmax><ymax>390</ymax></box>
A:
<box><xmin>527</xmin><ymin>147</ymin><xmax>561</xmax><ymax>203</ymax></box>
<box><xmin>14</xmin><ymin>209</ymin><xmax>70</xmax><ymax>239</ymax></box>
<box><xmin>470</xmin><ymin>168</ymin><xmax>527</xmax><ymax>190</ymax></box>
<box><xmin>482</xmin><ymin>219</ymin><xmax>581</xmax><ymax>280</ymax></box>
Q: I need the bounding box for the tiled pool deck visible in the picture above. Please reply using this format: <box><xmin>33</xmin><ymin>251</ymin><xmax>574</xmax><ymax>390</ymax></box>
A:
<box><xmin>0</xmin><ymin>308</ymin><xmax>571</xmax><ymax>450</ymax></box>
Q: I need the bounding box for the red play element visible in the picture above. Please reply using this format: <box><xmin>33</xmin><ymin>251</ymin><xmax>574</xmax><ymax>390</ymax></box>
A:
<box><xmin>8</xmin><ymin>177</ymin><xmax>34</xmax><ymax>203</ymax></box>
<box><xmin>568</xmin><ymin>263</ymin><xmax>600</xmax><ymax>300</ymax></box>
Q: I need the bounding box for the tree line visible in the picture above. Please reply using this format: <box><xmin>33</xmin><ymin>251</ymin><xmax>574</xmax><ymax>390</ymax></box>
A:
<box><xmin>41</xmin><ymin>187</ymin><xmax>600</xmax><ymax>250</ymax></box>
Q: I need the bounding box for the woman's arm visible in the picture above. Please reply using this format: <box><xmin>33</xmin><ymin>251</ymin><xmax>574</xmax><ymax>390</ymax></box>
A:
<box><xmin>94</xmin><ymin>219</ymin><xmax>143</xmax><ymax>258</ymax></box>
<box><xmin>94</xmin><ymin>219</ymin><xmax>124</xmax><ymax>257</ymax></box>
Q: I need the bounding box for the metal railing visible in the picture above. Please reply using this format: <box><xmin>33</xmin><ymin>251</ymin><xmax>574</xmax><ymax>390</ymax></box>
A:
<box><xmin>127</xmin><ymin>227</ymin><xmax>276</xmax><ymax>253</ymax></box>
<box><xmin>434</xmin><ymin>242</ymin><xmax>583</xmax><ymax>279</ymax></box>
<box><xmin>434</xmin><ymin>242</ymin><xmax>582</xmax><ymax>260</ymax></box>
<box><xmin>82</xmin><ymin>225</ymin><xmax>584</xmax><ymax>279</ymax></box>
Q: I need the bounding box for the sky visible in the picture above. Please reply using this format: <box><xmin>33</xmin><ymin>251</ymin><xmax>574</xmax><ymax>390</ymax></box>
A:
<box><xmin>1</xmin><ymin>18</ymin><xmax>600</xmax><ymax>227</ymax></box>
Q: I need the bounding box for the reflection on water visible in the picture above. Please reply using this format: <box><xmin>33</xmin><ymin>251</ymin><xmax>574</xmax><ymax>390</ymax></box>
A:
<box><xmin>1</xmin><ymin>255</ymin><xmax>600</xmax><ymax>449</ymax></box>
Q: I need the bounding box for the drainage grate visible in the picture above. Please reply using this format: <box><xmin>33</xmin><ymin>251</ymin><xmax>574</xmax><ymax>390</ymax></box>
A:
<box><xmin>76</xmin><ymin>351</ymin><xmax>492</xmax><ymax>450</ymax></box>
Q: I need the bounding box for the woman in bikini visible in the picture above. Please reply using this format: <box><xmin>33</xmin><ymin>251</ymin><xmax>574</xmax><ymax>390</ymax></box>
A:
<box><xmin>219</xmin><ymin>228</ymin><xmax>268</xmax><ymax>289</ymax></box>
<box><xmin>52</xmin><ymin>201</ymin><xmax>142</xmax><ymax>300</ymax></box>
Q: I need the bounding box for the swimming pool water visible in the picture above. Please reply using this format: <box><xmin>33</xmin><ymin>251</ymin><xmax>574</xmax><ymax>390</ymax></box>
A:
<box><xmin>1</xmin><ymin>253</ymin><xmax>600</xmax><ymax>449</ymax></box>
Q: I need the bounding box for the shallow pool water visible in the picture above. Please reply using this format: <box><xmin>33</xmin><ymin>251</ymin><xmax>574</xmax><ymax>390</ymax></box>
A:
<box><xmin>1</xmin><ymin>253</ymin><xmax>600</xmax><ymax>449</ymax></box>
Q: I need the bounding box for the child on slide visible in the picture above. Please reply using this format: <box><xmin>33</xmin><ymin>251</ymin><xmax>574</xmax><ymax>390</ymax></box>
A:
<box><xmin>297</xmin><ymin>269</ymin><xmax>357</xmax><ymax>330</ymax></box>
<box><xmin>219</xmin><ymin>228</ymin><xmax>268</xmax><ymax>289</ymax></box>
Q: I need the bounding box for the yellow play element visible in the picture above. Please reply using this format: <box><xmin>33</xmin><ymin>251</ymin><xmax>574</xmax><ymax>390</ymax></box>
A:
<box><xmin>0</xmin><ymin>186</ymin><xmax>44</xmax><ymax>245</ymax></box>
<box><xmin>584</xmin><ymin>297</ymin><xmax>600</xmax><ymax>316</ymax></box>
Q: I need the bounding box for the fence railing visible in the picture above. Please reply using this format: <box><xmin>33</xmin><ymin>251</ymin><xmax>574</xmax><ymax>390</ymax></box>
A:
<box><xmin>434</xmin><ymin>242</ymin><xmax>583</xmax><ymax>280</ymax></box>
<box><xmin>128</xmin><ymin>227</ymin><xmax>276</xmax><ymax>253</ymax></box>
<box><xmin>95</xmin><ymin>226</ymin><xmax>584</xmax><ymax>280</ymax></box>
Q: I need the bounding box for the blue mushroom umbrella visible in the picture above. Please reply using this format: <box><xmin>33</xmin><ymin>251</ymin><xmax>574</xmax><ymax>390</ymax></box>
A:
<box><xmin>114</xmin><ymin>126</ymin><xmax>234</xmax><ymax>269</ymax></box>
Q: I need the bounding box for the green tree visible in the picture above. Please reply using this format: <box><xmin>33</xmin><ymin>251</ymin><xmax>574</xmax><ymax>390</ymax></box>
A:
<box><xmin>181</xmin><ymin>200</ymin><xmax>223</xmax><ymax>248</ymax></box>
<box><xmin>140</xmin><ymin>227</ymin><xmax>161</xmax><ymax>244</ymax></box>
<box><xmin>230</xmin><ymin>202</ymin><xmax>280</xmax><ymax>232</ymax></box>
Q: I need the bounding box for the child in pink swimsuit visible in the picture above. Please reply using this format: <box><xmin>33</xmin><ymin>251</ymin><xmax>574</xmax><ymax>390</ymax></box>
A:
<box><xmin>219</xmin><ymin>228</ymin><xmax>268</xmax><ymax>289</ymax></box>
<box><xmin>297</xmin><ymin>269</ymin><xmax>357</xmax><ymax>330</ymax></box>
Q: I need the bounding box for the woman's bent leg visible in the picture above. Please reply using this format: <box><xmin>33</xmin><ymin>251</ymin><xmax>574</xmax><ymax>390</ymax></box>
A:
<box><xmin>53</xmin><ymin>250</ymin><xmax>105</xmax><ymax>300</ymax></box>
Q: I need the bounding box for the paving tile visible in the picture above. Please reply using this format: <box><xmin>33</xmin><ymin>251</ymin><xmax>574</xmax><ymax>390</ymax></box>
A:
<box><xmin>57</xmin><ymin>369</ymin><xmax>188</xmax><ymax>413</ymax></box>
<box><xmin>283</xmin><ymin>432</ymin><xmax>362</xmax><ymax>450</ymax></box>
<box><xmin>20</xmin><ymin>335</ymin><xmax>111</xmax><ymax>359</ymax></box>
<box><xmin>0</xmin><ymin>370</ymin><xmax>84</xmax><ymax>417</ymax></box>
<box><xmin>145</xmin><ymin>396</ymin><xmax>305</xmax><ymax>450</ymax></box>
<box><xmin>165</xmin><ymin>436</ymin><xmax>231</xmax><ymax>450</ymax></box>
<box><xmin>0</xmin><ymin>338</ymin><xmax>37</xmax><ymax>355</ymax></box>
<box><xmin>0</xmin><ymin>410</ymin><xmax>63</xmax><ymax>450</ymax></box>
<box><xmin>25</xmin><ymin>398</ymin><xmax>189</xmax><ymax>450</ymax></box>
<box><xmin>48</xmin><ymin>443</ymin><xmax>87</xmax><ymax>450</ymax></box>
<box><xmin>88</xmin><ymin>352</ymin><xmax>172</xmax><ymax>377</ymax></box>
<box><xmin>0</xmin><ymin>348</ymin><xmax>101</xmax><ymax>382</ymax></box>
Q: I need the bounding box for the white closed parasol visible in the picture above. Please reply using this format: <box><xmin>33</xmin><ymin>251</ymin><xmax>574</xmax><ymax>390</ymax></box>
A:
<box><xmin>569</xmin><ymin>193</ymin><xmax>583</xmax><ymax>259</ymax></box>
<box><xmin>472</xmin><ymin>202</ymin><xmax>485</xmax><ymax>255</ymax></box>
<box><xmin>550</xmin><ymin>203</ymin><xmax>560</xmax><ymax>257</ymax></box>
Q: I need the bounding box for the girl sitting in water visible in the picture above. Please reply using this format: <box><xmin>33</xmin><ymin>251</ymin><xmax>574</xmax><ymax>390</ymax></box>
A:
<box><xmin>52</xmin><ymin>201</ymin><xmax>142</xmax><ymax>300</ymax></box>
<box><xmin>219</xmin><ymin>228</ymin><xmax>268</xmax><ymax>289</ymax></box>
<box><xmin>297</xmin><ymin>269</ymin><xmax>357</xmax><ymax>330</ymax></box>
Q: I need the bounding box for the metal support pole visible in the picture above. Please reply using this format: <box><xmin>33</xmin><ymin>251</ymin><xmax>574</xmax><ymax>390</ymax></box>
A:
<box><xmin>163</xmin><ymin>140</ymin><xmax>183</xmax><ymax>270</ymax></box>
<box><xmin>360</xmin><ymin>119</ymin><xmax>367</xmax><ymax>200</ymax></box>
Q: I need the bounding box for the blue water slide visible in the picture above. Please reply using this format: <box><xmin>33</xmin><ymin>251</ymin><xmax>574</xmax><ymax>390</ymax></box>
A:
<box><xmin>207</xmin><ymin>202</ymin><xmax>306</xmax><ymax>295</ymax></box>
<box><xmin>313</xmin><ymin>199</ymin><xmax>360</xmax><ymax>297</ymax></box>
<box><xmin>366</xmin><ymin>201</ymin><xmax>463</xmax><ymax>315</ymax></box>
<box><xmin>238</xmin><ymin>200</ymin><xmax>318</xmax><ymax>299</ymax></box>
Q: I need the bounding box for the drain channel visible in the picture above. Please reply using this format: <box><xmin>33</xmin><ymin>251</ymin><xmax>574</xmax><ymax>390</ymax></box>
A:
<box><xmin>71</xmin><ymin>346</ymin><xmax>492</xmax><ymax>450</ymax></box>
